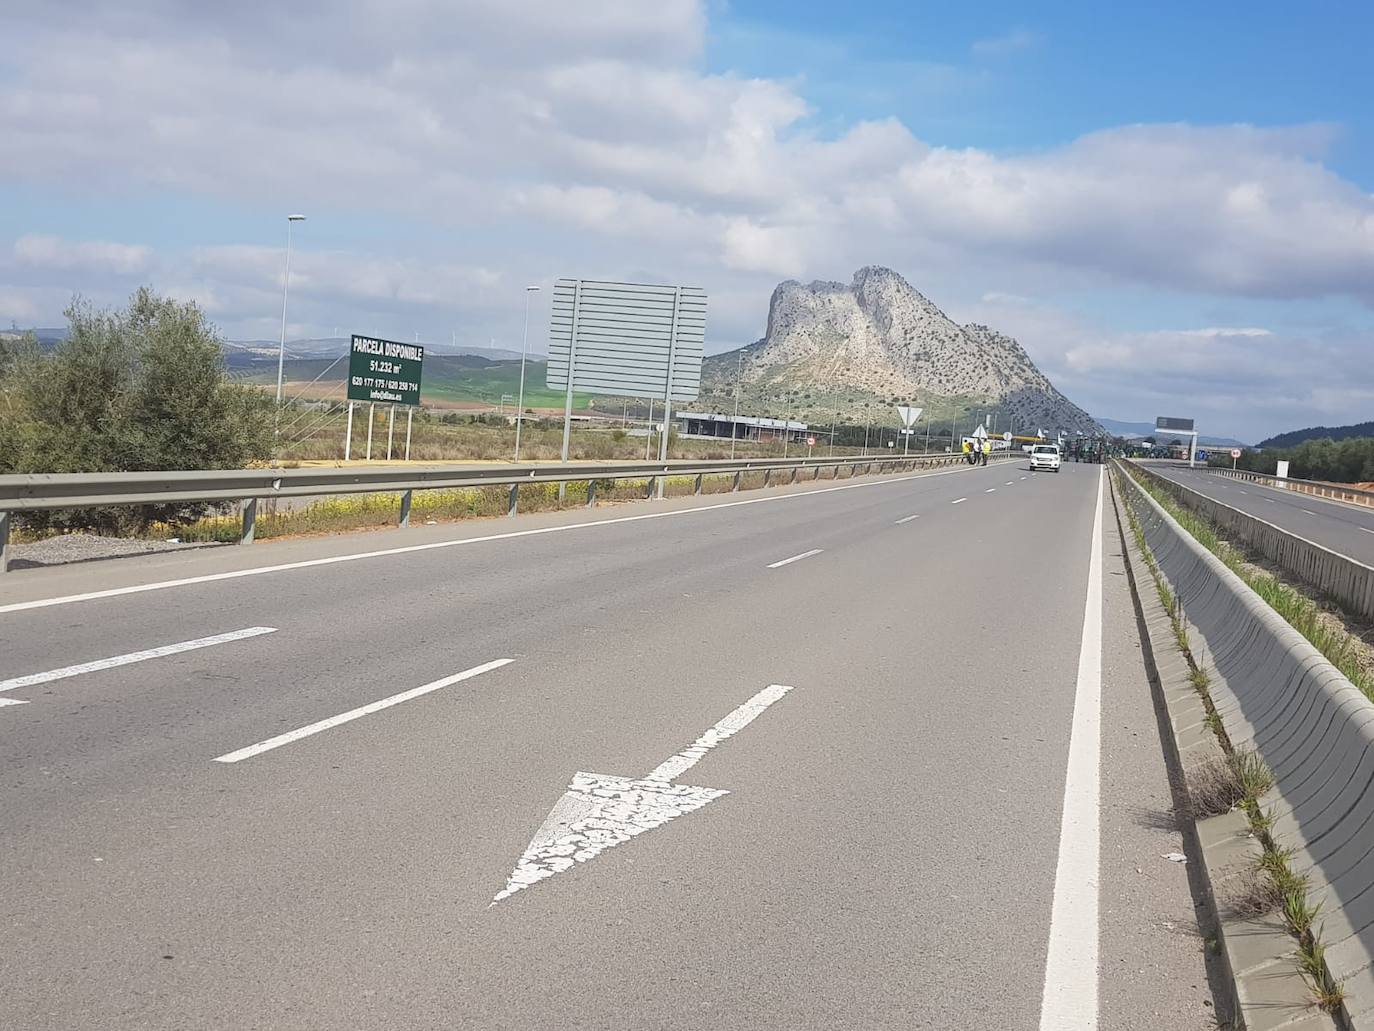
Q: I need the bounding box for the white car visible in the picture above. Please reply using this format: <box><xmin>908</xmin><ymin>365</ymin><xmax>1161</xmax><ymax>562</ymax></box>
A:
<box><xmin>1030</xmin><ymin>444</ymin><xmax>1062</xmax><ymax>473</ymax></box>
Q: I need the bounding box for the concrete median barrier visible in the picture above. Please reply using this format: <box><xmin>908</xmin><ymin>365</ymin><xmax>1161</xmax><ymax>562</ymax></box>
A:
<box><xmin>1118</xmin><ymin>463</ymin><xmax>1374</xmax><ymax>1025</ymax></box>
<box><xmin>1131</xmin><ymin>460</ymin><xmax>1374</xmax><ymax>624</ymax></box>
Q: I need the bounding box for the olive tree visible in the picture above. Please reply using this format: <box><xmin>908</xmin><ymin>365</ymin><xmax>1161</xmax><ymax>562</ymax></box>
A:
<box><xmin>0</xmin><ymin>288</ymin><xmax>273</xmax><ymax>532</ymax></box>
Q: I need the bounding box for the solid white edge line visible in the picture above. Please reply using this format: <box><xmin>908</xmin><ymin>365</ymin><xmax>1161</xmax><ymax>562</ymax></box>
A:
<box><xmin>1038</xmin><ymin>465</ymin><xmax>1103</xmax><ymax>1030</ymax></box>
<box><xmin>212</xmin><ymin>658</ymin><xmax>514</xmax><ymax>763</ymax></box>
<box><xmin>1362</xmin><ymin>528</ymin><xmax>1374</xmax><ymax>535</ymax></box>
<box><xmin>644</xmin><ymin>684</ymin><xmax>793</xmax><ymax>782</ymax></box>
<box><xmin>766</xmin><ymin>548</ymin><xmax>823</xmax><ymax>569</ymax></box>
<box><xmin>0</xmin><ymin>627</ymin><xmax>278</xmax><ymax>693</ymax></box>
<box><xmin>2</xmin><ymin>462</ymin><xmax>990</xmax><ymax>616</ymax></box>
<box><xmin>894</xmin><ymin>514</ymin><xmax>919</xmax><ymax>524</ymax></box>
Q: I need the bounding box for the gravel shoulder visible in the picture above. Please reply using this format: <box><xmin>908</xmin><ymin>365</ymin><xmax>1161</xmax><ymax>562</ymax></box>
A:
<box><xmin>8</xmin><ymin>533</ymin><xmax>228</xmax><ymax>570</ymax></box>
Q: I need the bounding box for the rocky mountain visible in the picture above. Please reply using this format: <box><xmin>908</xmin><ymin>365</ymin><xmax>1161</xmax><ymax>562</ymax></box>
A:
<box><xmin>701</xmin><ymin>266</ymin><xmax>1102</xmax><ymax>435</ymax></box>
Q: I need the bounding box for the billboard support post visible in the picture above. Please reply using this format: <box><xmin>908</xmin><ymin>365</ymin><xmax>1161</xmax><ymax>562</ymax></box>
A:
<box><xmin>366</xmin><ymin>402</ymin><xmax>375</xmax><ymax>461</ymax></box>
<box><xmin>558</xmin><ymin>280</ymin><xmax>584</xmax><ymax>500</ymax></box>
<box><xmin>655</xmin><ymin>287</ymin><xmax>683</xmax><ymax>499</ymax></box>
<box><xmin>386</xmin><ymin>405</ymin><xmax>395</xmax><ymax>461</ymax></box>
<box><xmin>405</xmin><ymin>408</ymin><xmax>413</xmax><ymax>461</ymax></box>
<box><xmin>344</xmin><ymin>401</ymin><xmax>355</xmax><ymax>461</ymax></box>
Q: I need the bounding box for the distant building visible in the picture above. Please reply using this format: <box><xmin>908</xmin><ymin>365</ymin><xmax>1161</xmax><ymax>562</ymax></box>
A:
<box><xmin>674</xmin><ymin>412</ymin><xmax>808</xmax><ymax>443</ymax></box>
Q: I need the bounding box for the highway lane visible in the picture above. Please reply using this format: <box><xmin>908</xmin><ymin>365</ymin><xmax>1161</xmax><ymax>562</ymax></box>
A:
<box><xmin>1142</xmin><ymin>460</ymin><xmax>1374</xmax><ymax>565</ymax></box>
<box><xmin>0</xmin><ymin>460</ymin><xmax>1204</xmax><ymax>1028</ymax></box>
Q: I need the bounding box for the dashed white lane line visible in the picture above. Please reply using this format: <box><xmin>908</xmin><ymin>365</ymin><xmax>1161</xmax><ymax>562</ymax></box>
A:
<box><xmin>767</xmin><ymin>548</ymin><xmax>823</xmax><ymax>569</ymax></box>
<box><xmin>0</xmin><ymin>463</ymin><xmax>985</xmax><ymax>617</ymax></box>
<box><xmin>1006</xmin><ymin>481</ymin><xmax>1015</xmax><ymax>485</ymax></box>
<box><xmin>985</xmin><ymin>487</ymin><xmax>997</xmax><ymax>493</ymax></box>
<box><xmin>1037</xmin><ymin>466</ymin><xmax>1103</xmax><ymax>1029</ymax></box>
<box><xmin>0</xmin><ymin>627</ymin><xmax>277</xmax><ymax>702</ymax></box>
<box><xmin>1362</xmin><ymin>528</ymin><xmax>1374</xmax><ymax>536</ymax></box>
<box><xmin>1239</xmin><ymin>490</ymin><xmax>1249</xmax><ymax>495</ymax></box>
<box><xmin>1020</xmin><ymin>476</ymin><xmax>1028</xmax><ymax>481</ymax></box>
<box><xmin>212</xmin><ymin>658</ymin><xmax>513</xmax><ymax>763</ymax></box>
<box><xmin>1264</xmin><ymin>498</ymin><xmax>1276</xmax><ymax>504</ymax></box>
<box><xmin>952</xmin><ymin>497</ymin><xmax>967</xmax><ymax>505</ymax></box>
<box><xmin>894</xmin><ymin>514</ymin><xmax>920</xmax><ymax>524</ymax></box>
<box><xmin>1301</xmin><ymin>509</ymin><xmax>1318</xmax><ymax>515</ymax></box>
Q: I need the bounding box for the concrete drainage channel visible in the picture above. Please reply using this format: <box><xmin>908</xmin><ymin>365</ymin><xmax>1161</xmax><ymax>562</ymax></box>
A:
<box><xmin>1113</xmin><ymin>461</ymin><xmax>1374</xmax><ymax>1029</ymax></box>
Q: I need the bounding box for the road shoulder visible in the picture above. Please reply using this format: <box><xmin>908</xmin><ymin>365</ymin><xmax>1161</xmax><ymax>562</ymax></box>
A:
<box><xmin>1098</xmin><ymin>482</ymin><xmax>1230</xmax><ymax>1029</ymax></box>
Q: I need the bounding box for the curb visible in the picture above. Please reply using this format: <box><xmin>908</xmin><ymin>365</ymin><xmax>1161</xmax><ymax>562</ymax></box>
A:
<box><xmin>1109</xmin><ymin>470</ymin><xmax>1338</xmax><ymax>1029</ymax></box>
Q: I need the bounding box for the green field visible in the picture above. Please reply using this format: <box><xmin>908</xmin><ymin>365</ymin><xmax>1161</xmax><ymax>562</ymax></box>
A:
<box><xmin>239</xmin><ymin>353</ymin><xmax>597</xmax><ymax>411</ymax></box>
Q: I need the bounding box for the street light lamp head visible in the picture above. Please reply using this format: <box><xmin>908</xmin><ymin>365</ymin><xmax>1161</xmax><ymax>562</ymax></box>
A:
<box><xmin>287</xmin><ymin>214</ymin><xmax>307</xmax><ymax>221</ymax></box>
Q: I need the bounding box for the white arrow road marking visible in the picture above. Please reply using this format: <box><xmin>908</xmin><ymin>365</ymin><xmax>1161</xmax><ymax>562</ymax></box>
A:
<box><xmin>493</xmin><ymin>683</ymin><xmax>793</xmax><ymax>904</ymax></box>
<box><xmin>767</xmin><ymin>549</ymin><xmax>822</xmax><ymax>569</ymax></box>
<box><xmin>0</xmin><ymin>627</ymin><xmax>277</xmax><ymax>705</ymax></box>
<box><xmin>0</xmin><ymin>697</ymin><xmax>30</xmax><ymax>707</ymax></box>
<box><xmin>213</xmin><ymin>658</ymin><xmax>513</xmax><ymax>763</ymax></box>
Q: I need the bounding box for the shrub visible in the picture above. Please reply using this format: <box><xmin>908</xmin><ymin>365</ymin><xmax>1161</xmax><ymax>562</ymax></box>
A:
<box><xmin>0</xmin><ymin>289</ymin><xmax>273</xmax><ymax>532</ymax></box>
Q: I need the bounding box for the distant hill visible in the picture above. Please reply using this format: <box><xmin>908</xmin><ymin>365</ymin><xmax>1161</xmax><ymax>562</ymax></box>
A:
<box><xmin>222</xmin><ymin>336</ymin><xmax>524</xmax><ymax>365</ymax></box>
<box><xmin>1258</xmin><ymin>421</ymin><xmax>1374</xmax><ymax>449</ymax></box>
<box><xmin>1095</xmin><ymin>416</ymin><xmax>1249</xmax><ymax>448</ymax></box>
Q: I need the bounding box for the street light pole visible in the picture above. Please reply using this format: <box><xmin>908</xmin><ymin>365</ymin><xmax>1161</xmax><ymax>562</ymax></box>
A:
<box><xmin>513</xmin><ymin>285</ymin><xmax>539</xmax><ymax>462</ymax></box>
<box><xmin>274</xmin><ymin>214</ymin><xmax>306</xmax><ymax>406</ymax></box>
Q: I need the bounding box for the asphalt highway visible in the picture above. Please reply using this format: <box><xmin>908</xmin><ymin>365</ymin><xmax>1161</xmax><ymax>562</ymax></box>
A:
<box><xmin>1142</xmin><ymin>460</ymin><xmax>1374</xmax><ymax>565</ymax></box>
<box><xmin>0</xmin><ymin>460</ymin><xmax>1218</xmax><ymax>1029</ymax></box>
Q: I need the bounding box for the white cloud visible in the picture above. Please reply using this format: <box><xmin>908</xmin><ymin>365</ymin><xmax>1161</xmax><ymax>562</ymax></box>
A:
<box><xmin>971</xmin><ymin>29</ymin><xmax>1042</xmax><ymax>57</ymax></box>
<box><xmin>1171</xmin><ymin>327</ymin><xmax>1273</xmax><ymax>338</ymax></box>
<box><xmin>2</xmin><ymin>0</ymin><xmax>1373</xmax><ymax>439</ymax></box>
<box><xmin>13</xmin><ymin>235</ymin><xmax>153</xmax><ymax>276</ymax></box>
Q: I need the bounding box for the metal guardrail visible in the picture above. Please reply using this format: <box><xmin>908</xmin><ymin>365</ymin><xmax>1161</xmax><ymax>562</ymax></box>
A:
<box><xmin>1128</xmin><ymin>460</ymin><xmax>1374</xmax><ymax>622</ymax></box>
<box><xmin>0</xmin><ymin>451</ymin><xmax>1017</xmax><ymax>572</ymax></box>
<box><xmin>1212</xmin><ymin>466</ymin><xmax>1374</xmax><ymax>508</ymax></box>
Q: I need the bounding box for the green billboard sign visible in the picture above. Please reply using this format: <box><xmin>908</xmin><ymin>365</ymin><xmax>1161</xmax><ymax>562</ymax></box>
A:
<box><xmin>347</xmin><ymin>334</ymin><xmax>424</xmax><ymax>406</ymax></box>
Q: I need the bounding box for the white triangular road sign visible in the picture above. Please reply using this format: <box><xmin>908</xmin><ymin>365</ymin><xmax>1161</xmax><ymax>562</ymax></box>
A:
<box><xmin>895</xmin><ymin>405</ymin><xmax>923</xmax><ymax>430</ymax></box>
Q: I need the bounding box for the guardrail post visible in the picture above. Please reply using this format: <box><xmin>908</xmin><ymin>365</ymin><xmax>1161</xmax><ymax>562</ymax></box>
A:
<box><xmin>693</xmin><ymin>474</ymin><xmax>703</xmax><ymax>496</ymax></box>
<box><xmin>240</xmin><ymin>498</ymin><xmax>257</xmax><ymax>545</ymax></box>
<box><xmin>645</xmin><ymin>477</ymin><xmax>656</xmax><ymax>499</ymax></box>
<box><xmin>732</xmin><ymin>471</ymin><xmax>741</xmax><ymax>492</ymax></box>
<box><xmin>763</xmin><ymin>469</ymin><xmax>772</xmax><ymax>487</ymax></box>
<box><xmin>399</xmin><ymin>489</ymin><xmax>413</xmax><ymax>528</ymax></box>
<box><xmin>587</xmin><ymin>480</ymin><xmax>598</xmax><ymax>508</ymax></box>
<box><xmin>508</xmin><ymin>484</ymin><xmax>519</xmax><ymax>517</ymax></box>
<box><xmin>0</xmin><ymin>510</ymin><xmax>10</xmax><ymax>574</ymax></box>
<box><xmin>813</xmin><ymin>467</ymin><xmax>821</xmax><ymax>480</ymax></box>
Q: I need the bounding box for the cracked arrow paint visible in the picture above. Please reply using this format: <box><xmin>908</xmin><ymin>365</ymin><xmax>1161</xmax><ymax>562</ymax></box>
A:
<box><xmin>493</xmin><ymin>683</ymin><xmax>793</xmax><ymax>903</ymax></box>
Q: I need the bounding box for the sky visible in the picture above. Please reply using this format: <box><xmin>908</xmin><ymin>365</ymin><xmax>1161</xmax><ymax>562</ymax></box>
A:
<box><xmin>2</xmin><ymin>0</ymin><xmax>1372</xmax><ymax>442</ymax></box>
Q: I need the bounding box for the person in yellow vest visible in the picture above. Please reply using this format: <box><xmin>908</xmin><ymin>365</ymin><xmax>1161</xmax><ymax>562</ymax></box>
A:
<box><xmin>980</xmin><ymin>438</ymin><xmax>991</xmax><ymax>465</ymax></box>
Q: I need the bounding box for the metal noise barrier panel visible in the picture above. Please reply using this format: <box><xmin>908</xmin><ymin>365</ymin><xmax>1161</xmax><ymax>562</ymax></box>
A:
<box><xmin>1118</xmin><ymin>465</ymin><xmax>1374</xmax><ymax>1023</ymax></box>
